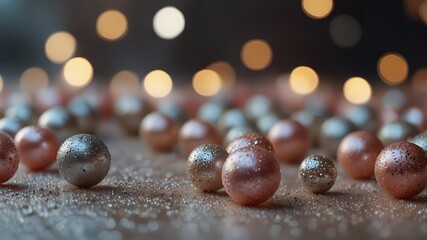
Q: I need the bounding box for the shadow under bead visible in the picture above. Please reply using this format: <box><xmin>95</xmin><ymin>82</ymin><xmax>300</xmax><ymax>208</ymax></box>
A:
<box><xmin>298</xmin><ymin>155</ymin><xmax>337</xmax><ymax>194</ymax></box>
<box><xmin>38</xmin><ymin>107</ymin><xmax>78</xmax><ymax>143</ymax></box>
<box><xmin>179</xmin><ymin>119</ymin><xmax>222</xmax><ymax>157</ymax></box>
<box><xmin>226</xmin><ymin>132</ymin><xmax>274</xmax><ymax>154</ymax></box>
<box><xmin>375</xmin><ymin>141</ymin><xmax>427</xmax><ymax>199</ymax></box>
<box><xmin>0</xmin><ymin>117</ymin><xmax>22</xmax><ymax>137</ymax></box>
<box><xmin>114</xmin><ymin>95</ymin><xmax>152</xmax><ymax>135</ymax></box>
<box><xmin>5</xmin><ymin>103</ymin><xmax>38</xmax><ymax>126</ymax></box>
<box><xmin>187</xmin><ymin>144</ymin><xmax>228</xmax><ymax>192</ymax></box>
<box><xmin>319</xmin><ymin>117</ymin><xmax>356</xmax><ymax>158</ymax></box>
<box><xmin>0</xmin><ymin>131</ymin><xmax>19</xmax><ymax>184</ymax></box>
<box><xmin>377</xmin><ymin>121</ymin><xmax>419</xmax><ymax>146</ymax></box>
<box><xmin>68</xmin><ymin>97</ymin><xmax>98</xmax><ymax>134</ymax></box>
<box><xmin>57</xmin><ymin>134</ymin><xmax>111</xmax><ymax>188</ymax></box>
<box><xmin>140</xmin><ymin>111</ymin><xmax>178</xmax><ymax>152</ymax></box>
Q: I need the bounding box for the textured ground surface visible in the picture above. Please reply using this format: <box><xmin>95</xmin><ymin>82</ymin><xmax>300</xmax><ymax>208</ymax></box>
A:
<box><xmin>0</xmin><ymin>126</ymin><xmax>426</xmax><ymax>240</ymax></box>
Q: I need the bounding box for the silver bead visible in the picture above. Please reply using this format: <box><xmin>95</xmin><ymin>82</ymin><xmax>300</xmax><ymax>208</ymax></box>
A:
<box><xmin>409</xmin><ymin>132</ymin><xmax>427</xmax><ymax>153</ymax></box>
<box><xmin>377</xmin><ymin>121</ymin><xmax>418</xmax><ymax>146</ymax></box>
<box><xmin>319</xmin><ymin>117</ymin><xmax>356</xmax><ymax>157</ymax></box>
<box><xmin>218</xmin><ymin>108</ymin><xmax>249</xmax><ymax>133</ymax></box>
<box><xmin>38</xmin><ymin>107</ymin><xmax>77</xmax><ymax>143</ymax></box>
<box><xmin>68</xmin><ymin>97</ymin><xmax>98</xmax><ymax>134</ymax></box>
<box><xmin>197</xmin><ymin>100</ymin><xmax>227</xmax><ymax>124</ymax></box>
<box><xmin>57</xmin><ymin>134</ymin><xmax>111</xmax><ymax>188</ymax></box>
<box><xmin>298</xmin><ymin>155</ymin><xmax>337</xmax><ymax>194</ymax></box>
<box><xmin>223</xmin><ymin>126</ymin><xmax>254</xmax><ymax>147</ymax></box>
<box><xmin>5</xmin><ymin>103</ymin><xmax>38</xmax><ymax>126</ymax></box>
<box><xmin>0</xmin><ymin>117</ymin><xmax>22</xmax><ymax>137</ymax></box>
<box><xmin>187</xmin><ymin>144</ymin><xmax>228</xmax><ymax>192</ymax></box>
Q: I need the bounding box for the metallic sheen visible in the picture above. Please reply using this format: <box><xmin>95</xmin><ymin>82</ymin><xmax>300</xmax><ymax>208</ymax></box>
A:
<box><xmin>5</xmin><ymin>103</ymin><xmax>38</xmax><ymax>126</ymax></box>
<box><xmin>0</xmin><ymin>131</ymin><xmax>19</xmax><ymax>183</ymax></box>
<box><xmin>223</xmin><ymin>126</ymin><xmax>254</xmax><ymax>147</ymax></box>
<box><xmin>179</xmin><ymin>119</ymin><xmax>222</xmax><ymax>157</ymax></box>
<box><xmin>298</xmin><ymin>155</ymin><xmax>337</xmax><ymax>194</ymax></box>
<box><xmin>114</xmin><ymin>96</ymin><xmax>152</xmax><ymax>135</ymax></box>
<box><xmin>226</xmin><ymin>132</ymin><xmax>274</xmax><ymax>154</ymax></box>
<box><xmin>0</xmin><ymin>117</ymin><xmax>22</xmax><ymax>137</ymax></box>
<box><xmin>140</xmin><ymin>111</ymin><xmax>178</xmax><ymax>152</ymax></box>
<box><xmin>319</xmin><ymin>117</ymin><xmax>356</xmax><ymax>158</ymax></box>
<box><xmin>409</xmin><ymin>132</ymin><xmax>427</xmax><ymax>153</ymax></box>
<box><xmin>68</xmin><ymin>97</ymin><xmax>98</xmax><ymax>134</ymax></box>
<box><xmin>38</xmin><ymin>107</ymin><xmax>77</xmax><ymax>143</ymax></box>
<box><xmin>377</xmin><ymin>121</ymin><xmax>419</xmax><ymax>146</ymax></box>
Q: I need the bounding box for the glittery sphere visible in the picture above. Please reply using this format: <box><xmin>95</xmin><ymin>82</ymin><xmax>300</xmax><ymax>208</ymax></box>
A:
<box><xmin>38</xmin><ymin>107</ymin><xmax>77</xmax><ymax>143</ymax></box>
<box><xmin>15</xmin><ymin>126</ymin><xmax>59</xmax><ymax>171</ymax></box>
<box><xmin>222</xmin><ymin>146</ymin><xmax>281</xmax><ymax>205</ymax></box>
<box><xmin>375</xmin><ymin>141</ymin><xmax>427</xmax><ymax>199</ymax></box>
<box><xmin>409</xmin><ymin>132</ymin><xmax>427</xmax><ymax>153</ymax></box>
<box><xmin>377</xmin><ymin>121</ymin><xmax>419</xmax><ymax>146</ymax></box>
<box><xmin>226</xmin><ymin>132</ymin><xmax>274</xmax><ymax>154</ymax></box>
<box><xmin>179</xmin><ymin>119</ymin><xmax>222</xmax><ymax>157</ymax></box>
<box><xmin>268</xmin><ymin>119</ymin><xmax>309</xmax><ymax>164</ymax></box>
<box><xmin>57</xmin><ymin>134</ymin><xmax>111</xmax><ymax>188</ymax></box>
<box><xmin>140</xmin><ymin>111</ymin><xmax>178</xmax><ymax>152</ymax></box>
<box><xmin>68</xmin><ymin>97</ymin><xmax>98</xmax><ymax>134</ymax></box>
<box><xmin>5</xmin><ymin>103</ymin><xmax>38</xmax><ymax>126</ymax></box>
<box><xmin>298</xmin><ymin>155</ymin><xmax>337</xmax><ymax>194</ymax></box>
<box><xmin>114</xmin><ymin>96</ymin><xmax>152</xmax><ymax>135</ymax></box>
<box><xmin>319</xmin><ymin>117</ymin><xmax>356</xmax><ymax>158</ymax></box>
<box><xmin>337</xmin><ymin>131</ymin><xmax>384</xmax><ymax>180</ymax></box>
<box><xmin>223</xmin><ymin>126</ymin><xmax>253</xmax><ymax>147</ymax></box>
<box><xmin>187</xmin><ymin>144</ymin><xmax>228</xmax><ymax>192</ymax></box>
<box><xmin>0</xmin><ymin>131</ymin><xmax>19</xmax><ymax>184</ymax></box>
<box><xmin>0</xmin><ymin>117</ymin><xmax>22</xmax><ymax>137</ymax></box>
<box><xmin>218</xmin><ymin>109</ymin><xmax>250</xmax><ymax>133</ymax></box>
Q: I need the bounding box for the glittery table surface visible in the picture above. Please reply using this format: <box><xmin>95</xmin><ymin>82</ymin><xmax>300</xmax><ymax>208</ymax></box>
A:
<box><xmin>1</xmin><ymin>124</ymin><xmax>427</xmax><ymax>240</ymax></box>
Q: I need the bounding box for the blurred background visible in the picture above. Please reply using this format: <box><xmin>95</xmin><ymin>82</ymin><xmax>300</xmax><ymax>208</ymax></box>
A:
<box><xmin>0</xmin><ymin>0</ymin><xmax>426</xmax><ymax>99</ymax></box>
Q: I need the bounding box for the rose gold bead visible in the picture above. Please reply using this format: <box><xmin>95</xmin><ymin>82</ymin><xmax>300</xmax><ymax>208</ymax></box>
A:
<box><xmin>0</xmin><ymin>131</ymin><xmax>19</xmax><ymax>183</ymax></box>
<box><xmin>222</xmin><ymin>146</ymin><xmax>281</xmax><ymax>205</ymax></box>
<box><xmin>140</xmin><ymin>111</ymin><xmax>178</xmax><ymax>152</ymax></box>
<box><xmin>179</xmin><ymin>119</ymin><xmax>221</xmax><ymax>157</ymax></box>
<box><xmin>15</xmin><ymin>126</ymin><xmax>59</xmax><ymax>171</ymax></box>
<box><xmin>268</xmin><ymin>119</ymin><xmax>309</xmax><ymax>164</ymax></box>
<box><xmin>375</xmin><ymin>141</ymin><xmax>427</xmax><ymax>199</ymax></box>
<box><xmin>226</xmin><ymin>132</ymin><xmax>274</xmax><ymax>154</ymax></box>
<box><xmin>337</xmin><ymin>131</ymin><xmax>384</xmax><ymax>180</ymax></box>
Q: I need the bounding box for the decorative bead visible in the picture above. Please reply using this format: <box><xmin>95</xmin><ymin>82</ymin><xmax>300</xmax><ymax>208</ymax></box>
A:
<box><xmin>319</xmin><ymin>117</ymin><xmax>356</xmax><ymax>158</ymax></box>
<box><xmin>298</xmin><ymin>155</ymin><xmax>337</xmax><ymax>194</ymax></box>
<box><xmin>68</xmin><ymin>97</ymin><xmax>98</xmax><ymax>134</ymax></box>
<box><xmin>401</xmin><ymin>106</ymin><xmax>427</xmax><ymax>131</ymax></box>
<box><xmin>375</xmin><ymin>141</ymin><xmax>427</xmax><ymax>199</ymax></box>
<box><xmin>244</xmin><ymin>94</ymin><xmax>275</xmax><ymax>121</ymax></box>
<box><xmin>218</xmin><ymin>109</ymin><xmax>250</xmax><ymax>133</ymax></box>
<box><xmin>268</xmin><ymin>119</ymin><xmax>309</xmax><ymax>164</ymax></box>
<box><xmin>15</xmin><ymin>126</ymin><xmax>59</xmax><ymax>171</ymax></box>
<box><xmin>409</xmin><ymin>132</ymin><xmax>427</xmax><ymax>153</ymax></box>
<box><xmin>5</xmin><ymin>103</ymin><xmax>38</xmax><ymax>126</ymax></box>
<box><xmin>226</xmin><ymin>132</ymin><xmax>274</xmax><ymax>154</ymax></box>
<box><xmin>342</xmin><ymin>105</ymin><xmax>378</xmax><ymax>133</ymax></box>
<box><xmin>140</xmin><ymin>111</ymin><xmax>178</xmax><ymax>152</ymax></box>
<box><xmin>377</xmin><ymin>121</ymin><xmax>418</xmax><ymax>146</ymax></box>
<box><xmin>223</xmin><ymin>126</ymin><xmax>254</xmax><ymax>147</ymax></box>
<box><xmin>179</xmin><ymin>119</ymin><xmax>222</xmax><ymax>157</ymax></box>
<box><xmin>57</xmin><ymin>134</ymin><xmax>111</xmax><ymax>188</ymax></box>
<box><xmin>291</xmin><ymin>110</ymin><xmax>326</xmax><ymax>147</ymax></box>
<box><xmin>0</xmin><ymin>131</ymin><xmax>19</xmax><ymax>184</ymax></box>
<box><xmin>158</xmin><ymin>102</ymin><xmax>188</xmax><ymax>124</ymax></box>
<box><xmin>0</xmin><ymin>117</ymin><xmax>22</xmax><ymax>137</ymax></box>
<box><xmin>38</xmin><ymin>107</ymin><xmax>77</xmax><ymax>143</ymax></box>
<box><xmin>337</xmin><ymin>131</ymin><xmax>384</xmax><ymax>180</ymax></box>
<box><xmin>222</xmin><ymin>146</ymin><xmax>281</xmax><ymax>205</ymax></box>
<box><xmin>256</xmin><ymin>113</ymin><xmax>279</xmax><ymax>135</ymax></box>
<box><xmin>187</xmin><ymin>144</ymin><xmax>228</xmax><ymax>192</ymax></box>
<box><xmin>114</xmin><ymin>95</ymin><xmax>152</xmax><ymax>135</ymax></box>
<box><xmin>197</xmin><ymin>101</ymin><xmax>227</xmax><ymax>124</ymax></box>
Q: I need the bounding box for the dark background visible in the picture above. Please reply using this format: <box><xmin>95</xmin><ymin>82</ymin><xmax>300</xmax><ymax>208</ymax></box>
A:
<box><xmin>0</xmin><ymin>0</ymin><xmax>426</xmax><ymax>83</ymax></box>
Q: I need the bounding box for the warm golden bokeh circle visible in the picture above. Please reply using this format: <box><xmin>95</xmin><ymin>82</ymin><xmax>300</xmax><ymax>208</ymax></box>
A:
<box><xmin>241</xmin><ymin>39</ymin><xmax>273</xmax><ymax>70</ymax></box>
<box><xmin>289</xmin><ymin>66</ymin><xmax>319</xmax><ymax>94</ymax></box>
<box><xmin>192</xmin><ymin>69</ymin><xmax>222</xmax><ymax>96</ymax></box>
<box><xmin>143</xmin><ymin>70</ymin><xmax>173</xmax><ymax>98</ymax></box>
<box><xmin>377</xmin><ymin>53</ymin><xmax>409</xmax><ymax>85</ymax></box>
<box><xmin>343</xmin><ymin>77</ymin><xmax>372</xmax><ymax>104</ymax></box>
<box><xmin>96</xmin><ymin>9</ymin><xmax>128</xmax><ymax>41</ymax></box>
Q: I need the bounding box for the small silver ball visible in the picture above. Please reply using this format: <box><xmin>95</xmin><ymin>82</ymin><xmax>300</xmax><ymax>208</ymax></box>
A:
<box><xmin>218</xmin><ymin>108</ymin><xmax>250</xmax><ymax>133</ymax></box>
<box><xmin>319</xmin><ymin>117</ymin><xmax>356</xmax><ymax>157</ymax></box>
<box><xmin>298</xmin><ymin>155</ymin><xmax>337</xmax><ymax>194</ymax></box>
<box><xmin>0</xmin><ymin>117</ymin><xmax>22</xmax><ymax>137</ymax></box>
<box><xmin>187</xmin><ymin>144</ymin><xmax>228</xmax><ymax>192</ymax></box>
<box><xmin>377</xmin><ymin>121</ymin><xmax>419</xmax><ymax>146</ymax></box>
<box><xmin>57</xmin><ymin>134</ymin><xmax>111</xmax><ymax>188</ymax></box>
<box><xmin>68</xmin><ymin>97</ymin><xmax>98</xmax><ymax>133</ymax></box>
<box><xmin>38</xmin><ymin>107</ymin><xmax>77</xmax><ymax>143</ymax></box>
<box><xmin>5</xmin><ymin>103</ymin><xmax>38</xmax><ymax>126</ymax></box>
<box><xmin>223</xmin><ymin>126</ymin><xmax>254</xmax><ymax>146</ymax></box>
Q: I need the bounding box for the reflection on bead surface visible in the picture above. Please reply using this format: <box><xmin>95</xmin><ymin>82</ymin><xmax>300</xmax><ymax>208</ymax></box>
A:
<box><xmin>15</xmin><ymin>126</ymin><xmax>59</xmax><ymax>171</ymax></box>
<box><xmin>319</xmin><ymin>117</ymin><xmax>356</xmax><ymax>158</ymax></box>
<box><xmin>218</xmin><ymin>109</ymin><xmax>249</xmax><ymax>133</ymax></box>
<box><xmin>140</xmin><ymin>111</ymin><xmax>178</xmax><ymax>152</ymax></box>
<box><xmin>0</xmin><ymin>131</ymin><xmax>19</xmax><ymax>184</ymax></box>
<box><xmin>68</xmin><ymin>97</ymin><xmax>98</xmax><ymax>134</ymax></box>
<box><xmin>222</xmin><ymin>146</ymin><xmax>281</xmax><ymax>205</ymax></box>
<box><xmin>409</xmin><ymin>132</ymin><xmax>427</xmax><ymax>153</ymax></box>
<box><xmin>337</xmin><ymin>131</ymin><xmax>384</xmax><ymax>180</ymax></box>
<box><xmin>375</xmin><ymin>141</ymin><xmax>427</xmax><ymax>199</ymax></box>
<box><xmin>226</xmin><ymin>132</ymin><xmax>274</xmax><ymax>154</ymax></box>
<box><xmin>223</xmin><ymin>126</ymin><xmax>253</xmax><ymax>147</ymax></box>
<box><xmin>298</xmin><ymin>155</ymin><xmax>337</xmax><ymax>194</ymax></box>
<box><xmin>5</xmin><ymin>103</ymin><xmax>38</xmax><ymax>126</ymax></box>
<box><xmin>0</xmin><ymin>117</ymin><xmax>22</xmax><ymax>137</ymax></box>
<box><xmin>114</xmin><ymin>96</ymin><xmax>152</xmax><ymax>135</ymax></box>
<box><xmin>377</xmin><ymin>121</ymin><xmax>418</xmax><ymax>146</ymax></box>
<box><xmin>268</xmin><ymin>119</ymin><xmax>309</xmax><ymax>164</ymax></box>
<box><xmin>38</xmin><ymin>107</ymin><xmax>77</xmax><ymax>143</ymax></box>
<box><xmin>187</xmin><ymin>144</ymin><xmax>228</xmax><ymax>192</ymax></box>
<box><xmin>57</xmin><ymin>134</ymin><xmax>111</xmax><ymax>188</ymax></box>
<box><xmin>179</xmin><ymin>119</ymin><xmax>222</xmax><ymax>157</ymax></box>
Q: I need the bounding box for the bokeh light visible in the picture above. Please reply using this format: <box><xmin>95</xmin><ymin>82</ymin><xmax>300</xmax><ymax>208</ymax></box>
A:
<box><xmin>110</xmin><ymin>70</ymin><xmax>140</xmax><ymax>98</ymax></box>
<box><xmin>343</xmin><ymin>77</ymin><xmax>372</xmax><ymax>104</ymax></box>
<box><xmin>404</xmin><ymin>0</ymin><xmax>424</xmax><ymax>20</ymax></box>
<box><xmin>289</xmin><ymin>66</ymin><xmax>319</xmax><ymax>95</ymax></box>
<box><xmin>45</xmin><ymin>31</ymin><xmax>76</xmax><ymax>63</ymax></box>
<box><xmin>96</xmin><ymin>9</ymin><xmax>128</xmax><ymax>41</ymax></box>
<box><xmin>301</xmin><ymin>0</ymin><xmax>334</xmax><ymax>19</ymax></box>
<box><xmin>0</xmin><ymin>74</ymin><xmax>3</xmax><ymax>93</ymax></box>
<box><xmin>192</xmin><ymin>69</ymin><xmax>222</xmax><ymax>96</ymax></box>
<box><xmin>206</xmin><ymin>61</ymin><xmax>236</xmax><ymax>88</ymax></box>
<box><xmin>241</xmin><ymin>39</ymin><xmax>273</xmax><ymax>71</ymax></box>
<box><xmin>20</xmin><ymin>67</ymin><xmax>49</xmax><ymax>93</ymax></box>
<box><xmin>63</xmin><ymin>57</ymin><xmax>93</xmax><ymax>87</ymax></box>
<box><xmin>143</xmin><ymin>70</ymin><xmax>173</xmax><ymax>98</ymax></box>
<box><xmin>153</xmin><ymin>6</ymin><xmax>185</xmax><ymax>39</ymax></box>
<box><xmin>377</xmin><ymin>53</ymin><xmax>408</xmax><ymax>85</ymax></box>
<box><xmin>411</xmin><ymin>67</ymin><xmax>427</xmax><ymax>90</ymax></box>
<box><xmin>330</xmin><ymin>14</ymin><xmax>362</xmax><ymax>48</ymax></box>
<box><xmin>419</xmin><ymin>1</ymin><xmax>427</xmax><ymax>24</ymax></box>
